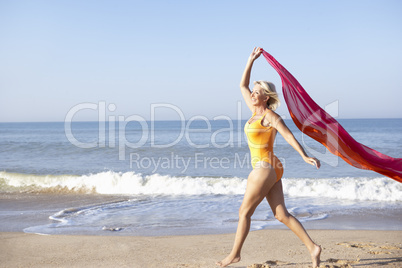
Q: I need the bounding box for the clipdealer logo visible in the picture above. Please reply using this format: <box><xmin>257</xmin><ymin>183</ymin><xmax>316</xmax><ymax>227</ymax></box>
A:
<box><xmin>64</xmin><ymin>101</ymin><xmax>245</xmax><ymax>159</ymax></box>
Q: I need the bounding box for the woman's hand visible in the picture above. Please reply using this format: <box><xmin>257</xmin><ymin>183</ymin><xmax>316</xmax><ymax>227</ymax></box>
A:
<box><xmin>303</xmin><ymin>156</ymin><xmax>321</xmax><ymax>169</ymax></box>
<box><xmin>249</xmin><ymin>47</ymin><xmax>263</xmax><ymax>61</ymax></box>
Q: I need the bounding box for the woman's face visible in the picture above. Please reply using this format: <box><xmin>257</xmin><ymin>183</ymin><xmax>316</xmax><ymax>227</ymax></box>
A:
<box><xmin>251</xmin><ymin>85</ymin><xmax>268</xmax><ymax>106</ymax></box>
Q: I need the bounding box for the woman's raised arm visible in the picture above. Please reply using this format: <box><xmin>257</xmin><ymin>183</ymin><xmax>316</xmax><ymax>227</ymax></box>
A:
<box><xmin>240</xmin><ymin>47</ymin><xmax>262</xmax><ymax>111</ymax></box>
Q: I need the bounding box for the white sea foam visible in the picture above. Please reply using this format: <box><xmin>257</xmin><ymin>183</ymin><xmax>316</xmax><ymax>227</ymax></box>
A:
<box><xmin>0</xmin><ymin>171</ymin><xmax>247</xmax><ymax>195</ymax></box>
<box><xmin>1</xmin><ymin>171</ymin><xmax>401</xmax><ymax>201</ymax></box>
<box><xmin>283</xmin><ymin>177</ymin><xmax>402</xmax><ymax>202</ymax></box>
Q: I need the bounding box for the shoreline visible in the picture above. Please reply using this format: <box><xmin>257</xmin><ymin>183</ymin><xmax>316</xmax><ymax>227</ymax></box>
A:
<box><xmin>1</xmin><ymin>192</ymin><xmax>402</xmax><ymax>237</ymax></box>
<box><xmin>2</xmin><ymin>230</ymin><xmax>401</xmax><ymax>267</ymax></box>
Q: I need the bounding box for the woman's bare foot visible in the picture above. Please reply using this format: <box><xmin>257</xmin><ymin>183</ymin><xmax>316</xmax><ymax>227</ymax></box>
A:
<box><xmin>216</xmin><ymin>255</ymin><xmax>241</xmax><ymax>267</ymax></box>
<box><xmin>310</xmin><ymin>244</ymin><xmax>321</xmax><ymax>268</ymax></box>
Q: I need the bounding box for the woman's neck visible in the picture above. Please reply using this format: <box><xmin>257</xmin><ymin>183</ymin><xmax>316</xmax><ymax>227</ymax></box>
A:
<box><xmin>253</xmin><ymin>106</ymin><xmax>268</xmax><ymax>115</ymax></box>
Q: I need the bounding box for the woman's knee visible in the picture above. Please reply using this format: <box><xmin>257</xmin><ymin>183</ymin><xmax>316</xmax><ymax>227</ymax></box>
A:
<box><xmin>274</xmin><ymin>211</ymin><xmax>291</xmax><ymax>223</ymax></box>
<box><xmin>239</xmin><ymin>204</ymin><xmax>255</xmax><ymax>219</ymax></box>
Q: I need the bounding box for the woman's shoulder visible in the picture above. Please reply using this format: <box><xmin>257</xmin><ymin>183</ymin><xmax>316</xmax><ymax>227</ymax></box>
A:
<box><xmin>265</xmin><ymin>109</ymin><xmax>279</xmax><ymax>119</ymax></box>
<box><xmin>263</xmin><ymin>109</ymin><xmax>281</xmax><ymax>128</ymax></box>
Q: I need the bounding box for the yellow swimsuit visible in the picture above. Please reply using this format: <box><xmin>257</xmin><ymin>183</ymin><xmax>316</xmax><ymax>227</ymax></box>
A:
<box><xmin>244</xmin><ymin>110</ymin><xmax>284</xmax><ymax>181</ymax></box>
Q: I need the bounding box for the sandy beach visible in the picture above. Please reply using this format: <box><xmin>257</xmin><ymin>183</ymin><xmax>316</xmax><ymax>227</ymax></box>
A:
<box><xmin>1</xmin><ymin>230</ymin><xmax>401</xmax><ymax>268</ymax></box>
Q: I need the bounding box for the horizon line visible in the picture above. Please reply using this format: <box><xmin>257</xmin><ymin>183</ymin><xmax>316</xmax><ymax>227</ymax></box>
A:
<box><xmin>1</xmin><ymin>117</ymin><xmax>402</xmax><ymax>124</ymax></box>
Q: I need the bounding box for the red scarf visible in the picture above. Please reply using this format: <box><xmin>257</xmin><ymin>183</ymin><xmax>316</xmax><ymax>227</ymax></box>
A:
<box><xmin>262</xmin><ymin>50</ymin><xmax>402</xmax><ymax>183</ymax></box>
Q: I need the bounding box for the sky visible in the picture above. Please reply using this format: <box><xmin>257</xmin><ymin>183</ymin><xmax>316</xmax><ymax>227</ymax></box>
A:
<box><xmin>1</xmin><ymin>0</ymin><xmax>401</xmax><ymax>122</ymax></box>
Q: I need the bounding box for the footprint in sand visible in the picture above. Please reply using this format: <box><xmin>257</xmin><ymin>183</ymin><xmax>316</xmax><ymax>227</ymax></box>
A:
<box><xmin>336</xmin><ymin>241</ymin><xmax>401</xmax><ymax>255</ymax></box>
<box><xmin>247</xmin><ymin>260</ymin><xmax>289</xmax><ymax>268</ymax></box>
<box><xmin>324</xmin><ymin>257</ymin><xmax>360</xmax><ymax>267</ymax></box>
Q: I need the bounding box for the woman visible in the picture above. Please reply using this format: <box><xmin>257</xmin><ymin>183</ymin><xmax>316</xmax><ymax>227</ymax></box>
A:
<box><xmin>216</xmin><ymin>47</ymin><xmax>322</xmax><ymax>268</ymax></box>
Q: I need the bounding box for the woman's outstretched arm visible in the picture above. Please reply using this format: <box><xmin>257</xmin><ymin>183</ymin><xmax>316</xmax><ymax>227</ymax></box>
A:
<box><xmin>240</xmin><ymin>47</ymin><xmax>262</xmax><ymax>111</ymax></box>
<box><xmin>266</xmin><ymin>111</ymin><xmax>321</xmax><ymax>169</ymax></box>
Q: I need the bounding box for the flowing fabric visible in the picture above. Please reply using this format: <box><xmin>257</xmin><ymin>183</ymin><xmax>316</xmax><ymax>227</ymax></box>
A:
<box><xmin>261</xmin><ymin>50</ymin><xmax>402</xmax><ymax>183</ymax></box>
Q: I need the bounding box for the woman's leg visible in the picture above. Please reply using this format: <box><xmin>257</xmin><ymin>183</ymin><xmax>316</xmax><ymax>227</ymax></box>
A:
<box><xmin>217</xmin><ymin>166</ymin><xmax>277</xmax><ymax>267</ymax></box>
<box><xmin>266</xmin><ymin>180</ymin><xmax>321</xmax><ymax>268</ymax></box>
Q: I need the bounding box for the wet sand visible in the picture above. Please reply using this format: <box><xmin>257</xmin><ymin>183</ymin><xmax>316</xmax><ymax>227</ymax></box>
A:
<box><xmin>1</xmin><ymin>230</ymin><xmax>401</xmax><ymax>268</ymax></box>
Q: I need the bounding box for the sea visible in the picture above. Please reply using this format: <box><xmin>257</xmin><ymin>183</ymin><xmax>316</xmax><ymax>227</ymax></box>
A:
<box><xmin>1</xmin><ymin>118</ymin><xmax>401</xmax><ymax>236</ymax></box>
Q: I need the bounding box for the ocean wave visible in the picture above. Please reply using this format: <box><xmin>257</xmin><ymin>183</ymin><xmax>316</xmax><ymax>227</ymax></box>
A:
<box><xmin>282</xmin><ymin>177</ymin><xmax>402</xmax><ymax>202</ymax></box>
<box><xmin>0</xmin><ymin>171</ymin><xmax>246</xmax><ymax>195</ymax></box>
<box><xmin>0</xmin><ymin>171</ymin><xmax>401</xmax><ymax>201</ymax></box>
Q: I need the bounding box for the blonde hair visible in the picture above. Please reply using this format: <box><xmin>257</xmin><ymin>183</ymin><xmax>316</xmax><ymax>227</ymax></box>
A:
<box><xmin>254</xmin><ymin>80</ymin><xmax>280</xmax><ymax>111</ymax></box>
